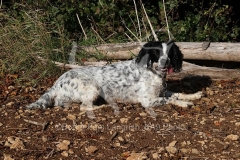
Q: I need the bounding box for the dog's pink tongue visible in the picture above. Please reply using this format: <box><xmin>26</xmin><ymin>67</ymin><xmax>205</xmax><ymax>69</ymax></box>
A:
<box><xmin>167</xmin><ymin>67</ymin><xmax>173</xmax><ymax>74</ymax></box>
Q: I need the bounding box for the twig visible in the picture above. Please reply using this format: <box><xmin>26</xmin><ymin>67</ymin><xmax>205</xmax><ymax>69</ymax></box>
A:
<box><xmin>105</xmin><ymin>32</ymin><xmax>117</xmax><ymax>40</ymax></box>
<box><xmin>110</xmin><ymin>131</ymin><xmax>118</xmax><ymax>141</ymax></box>
<box><xmin>162</xmin><ymin>0</ymin><xmax>171</xmax><ymax>40</ymax></box>
<box><xmin>98</xmin><ymin>0</ymin><xmax>103</xmax><ymax>7</ymax></box>
<box><xmin>0</xmin><ymin>0</ymin><xmax>2</xmax><ymax>9</ymax></box>
<box><xmin>133</xmin><ymin>0</ymin><xmax>141</xmax><ymax>39</ymax></box>
<box><xmin>128</xmin><ymin>14</ymin><xmax>138</xmax><ymax>36</ymax></box>
<box><xmin>79</xmin><ymin>105</ymin><xmax>109</xmax><ymax>116</ymax></box>
<box><xmin>120</xmin><ymin>16</ymin><xmax>141</xmax><ymax>42</ymax></box>
<box><xmin>24</xmin><ymin>119</ymin><xmax>48</xmax><ymax>130</ymax></box>
<box><xmin>141</xmin><ymin>2</ymin><xmax>159</xmax><ymax>41</ymax></box>
<box><xmin>37</xmin><ymin>55</ymin><xmax>108</xmax><ymax>69</ymax></box>
<box><xmin>124</xmin><ymin>33</ymin><xmax>134</xmax><ymax>42</ymax></box>
<box><xmin>142</xmin><ymin>18</ymin><xmax>150</xmax><ymax>41</ymax></box>
<box><xmin>76</xmin><ymin>13</ymin><xmax>87</xmax><ymax>40</ymax></box>
<box><xmin>205</xmin><ymin>2</ymin><xmax>216</xmax><ymax>27</ymax></box>
<box><xmin>5</xmin><ymin>128</ymin><xmax>28</xmax><ymax>130</ymax></box>
<box><xmin>44</xmin><ymin>149</ymin><xmax>55</xmax><ymax>158</ymax></box>
<box><xmin>91</xmin><ymin>26</ymin><xmax>106</xmax><ymax>43</ymax></box>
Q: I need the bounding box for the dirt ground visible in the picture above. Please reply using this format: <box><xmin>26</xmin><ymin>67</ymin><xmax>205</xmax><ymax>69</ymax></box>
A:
<box><xmin>0</xmin><ymin>74</ymin><xmax>240</xmax><ymax>160</ymax></box>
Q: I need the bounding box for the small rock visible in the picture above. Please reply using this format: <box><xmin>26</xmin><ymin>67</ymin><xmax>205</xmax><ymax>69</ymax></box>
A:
<box><xmin>200</xmin><ymin>118</ymin><xmax>206</xmax><ymax>125</ymax></box>
<box><xmin>158</xmin><ymin>147</ymin><xmax>165</xmax><ymax>153</ymax></box>
<box><xmin>235</xmin><ymin>122</ymin><xmax>240</xmax><ymax>126</ymax></box>
<box><xmin>187</xmin><ymin>141</ymin><xmax>191</xmax><ymax>145</ymax></box>
<box><xmin>226</xmin><ymin>134</ymin><xmax>239</xmax><ymax>141</ymax></box>
<box><xmin>67</xmin><ymin>113</ymin><xmax>76</xmax><ymax>120</ymax></box>
<box><xmin>0</xmin><ymin>122</ymin><xmax>3</xmax><ymax>126</ymax></box>
<box><xmin>6</xmin><ymin>102</ymin><xmax>14</xmax><ymax>107</ymax></box>
<box><xmin>68</xmin><ymin>149</ymin><xmax>74</xmax><ymax>154</ymax></box>
<box><xmin>118</xmin><ymin>136</ymin><xmax>125</xmax><ymax>142</ymax></box>
<box><xmin>202</xmin><ymin>97</ymin><xmax>210</xmax><ymax>102</ymax></box>
<box><xmin>85</xmin><ymin>146</ymin><xmax>98</xmax><ymax>154</ymax></box>
<box><xmin>111</xmin><ymin>119</ymin><xmax>117</xmax><ymax>124</ymax></box>
<box><xmin>181</xmin><ymin>141</ymin><xmax>187</xmax><ymax>147</ymax></box>
<box><xmin>120</xmin><ymin>118</ymin><xmax>129</xmax><ymax>123</ymax></box>
<box><xmin>121</xmin><ymin>151</ymin><xmax>130</xmax><ymax>158</ymax></box>
<box><xmin>219</xmin><ymin>118</ymin><xmax>225</xmax><ymax>122</ymax></box>
<box><xmin>114</xmin><ymin>142</ymin><xmax>121</xmax><ymax>147</ymax></box>
<box><xmin>44</xmin><ymin>111</ymin><xmax>50</xmax><ymax>115</ymax></box>
<box><xmin>56</xmin><ymin>140</ymin><xmax>70</xmax><ymax>151</ymax></box>
<box><xmin>61</xmin><ymin>151</ymin><xmax>69</xmax><ymax>157</ymax></box>
<box><xmin>192</xmin><ymin>148</ymin><xmax>199</xmax><ymax>154</ymax></box>
<box><xmin>180</xmin><ymin>148</ymin><xmax>190</xmax><ymax>153</ymax></box>
<box><xmin>198</xmin><ymin>140</ymin><xmax>205</xmax><ymax>146</ymax></box>
<box><xmin>165</xmin><ymin>146</ymin><xmax>177</xmax><ymax>154</ymax></box>
<box><xmin>164</xmin><ymin>119</ymin><xmax>169</xmax><ymax>122</ymax></box>
<box><xmin>3</xmin><ymin>153</ymin><xmax>14</xmax><ymax>160</ymax></box>
<box><xmin>42</xmin><ymin>135</ymin><xmax>48</xmax><ymax>142</ymax></box>
<box><xmin>152</xmin><ymin>152</ymin><xmax>159</xmax><ymax>159</ymax></box>
<box><xmin>139</xmin><ymin>112</ymin><xmax>147</xmax><ymax>117</ymax></box>
<box><xmin>5</xmin><ymin>137</ymin><xmax>25</xmax><ymax>150</ymax></box>
<box><xmin>126</xmin><ymin>152</ymin><xmax>147</xmax><ymax>160</ymax></box>
<box><xmin>169</xmin><ymin>140</ymin><xmax>177</xmax><ymax>147</ymax></box>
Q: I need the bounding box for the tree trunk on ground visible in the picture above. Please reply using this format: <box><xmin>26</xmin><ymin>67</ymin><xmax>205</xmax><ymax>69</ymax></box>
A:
<box><xmin>167</xmin><ymin>62</ymin><xmax>240</xmax><ymax>81</ymax></box>
<box><xmin>50</xmin><ymin>59</ymin><xmax>240</xmax><ymax>80</ymax></box>
<box><xmin>79</xmin><ymin>42</ymin><xmax>240</xmax><ymax>62</ymax></box>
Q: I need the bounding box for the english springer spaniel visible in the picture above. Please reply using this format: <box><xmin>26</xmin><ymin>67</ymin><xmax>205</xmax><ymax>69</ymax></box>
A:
<box><xmin>27</xmin><ymin>40</ymin><xmax>202</xmax><ymax>118</ymax></box>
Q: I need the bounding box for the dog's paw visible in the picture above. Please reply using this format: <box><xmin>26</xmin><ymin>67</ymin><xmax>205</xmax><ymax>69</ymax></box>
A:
<box><xmin>145</xmin><ymin>108</ymin><xmax>157</xmax><ymax>117</ymax></box>
<box><xmin>192</xmin><ymin>91</ymin><xmax>203</xmax><ymax>100</ymax></box>
<box><xmin>174</xmin><ymin>100</ymin><xmax>194</xmax><ymax>108</ymax></box>
<box><xmin>175</xmin><ymin>91</ymin><xmax>203</xmax><ymax>101</ymax></box>
<box><xmin>26</xmin><ymin>103</ymin><xmax>46</xmax><ymax>110</ymax></box>
<box><xmin>86</xmin><ymin>110</ymin><xmax>96</xmax><ymax>119</ymax></box>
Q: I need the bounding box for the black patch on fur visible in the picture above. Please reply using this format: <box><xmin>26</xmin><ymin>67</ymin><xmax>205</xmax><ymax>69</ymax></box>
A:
<box><xmin>167</xmin><ymin>41</ymin><xmax>183</xmax><ymax>72</ymax></box>
<box><xmin>136</xmin><ymin>42</ymin><xmax>163</xmax><ymax>68</ymax></box>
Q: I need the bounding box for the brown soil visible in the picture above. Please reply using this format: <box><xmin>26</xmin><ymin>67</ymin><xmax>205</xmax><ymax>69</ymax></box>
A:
<box><xmin>1</xmin><ymin>74</ymin><xmax>240</xmax><ymax>159</ymax></box>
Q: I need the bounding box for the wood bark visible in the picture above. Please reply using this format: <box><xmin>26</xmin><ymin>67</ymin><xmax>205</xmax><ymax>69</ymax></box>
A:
<box><xmin>79</xmin><ymin>42</ymin><xmax>240</xmax><ymax>62</ymax></box>
<box><xmin>43</xmin><ymin>58</ymin><xmax>240</xmax><ymax>80</ymax></box>
<box><xmin>167</xmin><ymin>62</ymin><xmax>240</xmax><ymax>80</ymax></box>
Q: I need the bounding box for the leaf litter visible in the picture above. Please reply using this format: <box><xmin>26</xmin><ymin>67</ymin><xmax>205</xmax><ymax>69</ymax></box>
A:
<box><xmin>0</xmin><ymin>74</ymin><xmax>240</xmax><ymax>159</ymax></box>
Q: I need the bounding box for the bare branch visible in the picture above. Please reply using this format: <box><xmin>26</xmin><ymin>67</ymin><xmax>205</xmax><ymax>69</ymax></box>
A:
<box><xmin>162</xmin><ymin>0</ymin><xmax>171</xmax><ymax>40</ymax></box>
<box><xmin>133</xmin><ymin>0</ymin><xmax>142</xmax><ymax>39</ymax></box>
<box><xmin>141</xmin><ymin>2</ymin><xmax>159</xmax><ymax>41</ymax></box>
<box><xmin>24</xmin><ymin>119</ymin><xmax>48</xmax><ymax>130</ymax></box>
<box><xmin>76</xmin><ymin>13</ymin><xmax>88</xmax><ymax>40</ymax></box>
<box><xmin>91</xmin><ymin>26</ymin><xmax>106</xmax><ymax>43</ymax></box>
<box><xmin>120</xmin><ymin>16</ymin><xmax>141</xmax><ymax>42</ymax></box>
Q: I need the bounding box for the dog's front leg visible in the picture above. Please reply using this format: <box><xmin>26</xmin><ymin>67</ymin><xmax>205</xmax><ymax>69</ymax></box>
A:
<box><xmin>165</xmin><ymin>91</ymin><xmax>203</xmax><ymax>101</ymax></box>
<box><xmin>140</xmin><ymin>97</ymin><xmax>168</xmax><ymax>117</ymax></box>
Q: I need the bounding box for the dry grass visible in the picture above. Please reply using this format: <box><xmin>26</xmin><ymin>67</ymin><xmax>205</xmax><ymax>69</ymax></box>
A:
<box><xmin>0</xmin><ymin>11</ymin><xmax>67</xmax><ymax>84</ymax></box>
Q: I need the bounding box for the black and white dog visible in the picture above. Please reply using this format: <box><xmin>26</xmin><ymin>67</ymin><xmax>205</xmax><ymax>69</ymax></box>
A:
<box><xmin>27</xmin><ymin>40</ymin><xmax>202</xmax><ymax>118</ymax></box>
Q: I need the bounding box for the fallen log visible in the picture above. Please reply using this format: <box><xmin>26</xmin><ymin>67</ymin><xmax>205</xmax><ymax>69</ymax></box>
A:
<box><xmin>79</xmin><ymin>42</ymin><xmax>240</xmax><ymax>62</ymax></box>
<box><xmin>40</xmin><ymin>58</ymin><xmax>240</xmax><ymax>80</ymax></box>
<box><xmin>167</xmin><ymin>61</ymin><xmax>240</xmax><ymax>80</ymax></box>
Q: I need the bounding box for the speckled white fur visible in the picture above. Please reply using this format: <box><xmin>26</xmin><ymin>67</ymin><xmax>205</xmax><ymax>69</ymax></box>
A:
<box><xmin>27</xmin><ymin>41</ymin><xmax>202</xmax><ymax>118</ymax></box>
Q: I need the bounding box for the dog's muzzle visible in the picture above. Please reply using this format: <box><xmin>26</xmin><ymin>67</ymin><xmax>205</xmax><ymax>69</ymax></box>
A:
<box><xmin>154</xmin><ymin>58</ymin><xmax>173</xmax><ymax>75</ymax></box>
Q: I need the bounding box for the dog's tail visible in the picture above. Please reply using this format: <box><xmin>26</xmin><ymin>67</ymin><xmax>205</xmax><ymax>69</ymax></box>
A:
<box><xmin>26</xmin><ymin>90</ymin><xmax>54</xmax><ymax>109</ymax></box>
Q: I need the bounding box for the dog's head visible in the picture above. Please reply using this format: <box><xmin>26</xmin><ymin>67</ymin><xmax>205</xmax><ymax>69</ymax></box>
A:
<box><xmin>136</xmin><ymin>40</ymin><xmax>183</xmax><ymax>75</ymax></box>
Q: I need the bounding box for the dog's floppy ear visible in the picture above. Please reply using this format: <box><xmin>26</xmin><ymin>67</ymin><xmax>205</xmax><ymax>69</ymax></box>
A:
<box><xmin>135</xmin><ymin>47</ymin><xmax>151</xmax><ymax>68</ymax></box>
<box><xmin>136</xmin><ymin>51</ymin><xmax>150</xmax><ymax>67</ymax></box>
<box><xmin>166</xmin><ymin>40</ymin><xmax>174</xmax><ymax>55</ymax></box>
<box><xmin>167</xmin><ymin>40</ymin><xmax>183</xmax><ymax>72</ymax></box>
<box><xmin>136</xmin><ymin>42</ymin><xmax>163</xmax><ymax>68</ymax></box>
